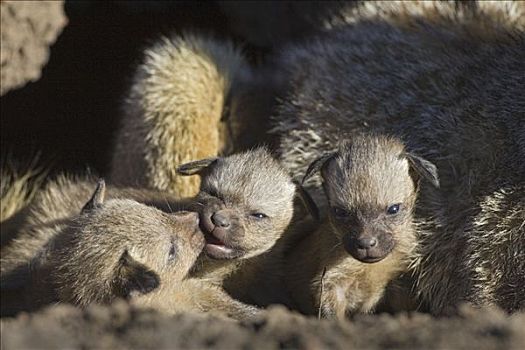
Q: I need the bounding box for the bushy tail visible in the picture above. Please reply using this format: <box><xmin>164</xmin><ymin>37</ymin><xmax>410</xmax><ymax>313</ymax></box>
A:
<box><xmin>111</xmin><ymin>32</ymin><xmax>250</xmax><ymax>198</ymax></box>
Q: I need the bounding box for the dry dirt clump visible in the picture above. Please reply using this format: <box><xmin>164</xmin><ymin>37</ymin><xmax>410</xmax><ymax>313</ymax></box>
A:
<box><xmin>1</xmin><ymin>302</ymin><xmax>524</xmax><ymax>350</ymax></box>
<box><xmin>0</xmin><ymin>0</ymin><xmax>67</xmax><ymax>96</ymax></box>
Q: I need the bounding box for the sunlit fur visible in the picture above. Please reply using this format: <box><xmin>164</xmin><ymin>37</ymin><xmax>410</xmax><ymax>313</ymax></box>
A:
<box><xmin>188</xmin><ymin>148</ymin><xmax>298</xmax><ymax>307</ymax></box>
<box><xmin>0</xmin><ymin>177</ymin><xmax>259</xmax><ymax>320</ymax></box>
<box><xmin>273</xmin><ymin>0</ymin><xmax>525</xmax><ymax>314</ymax></box>
<box><xmin>285</xmin><ymin>136</ymin><xmax>419</xmax><ymax>319</ymax></box>
<box><xmin>110</xmin><ymin>33</ymin><xmax>250</xmax><ymax>197</ymax></box>
<box><xmin>464</xmin><ymin>185</ymin><xmax>525</xmax><ymax>313</ymax></box>
<box><xmin>198</xmin><ymin>148</ymin><xmax>296</xmax><ymax>260</ymax></box>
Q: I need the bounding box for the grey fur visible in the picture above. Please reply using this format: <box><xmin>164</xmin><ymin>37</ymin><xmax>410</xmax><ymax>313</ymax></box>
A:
<box><xmin>284</xmin><ymin>135</ymin><xmax>421</xmax><ymax>319</ymax></box>
<box><xmin>0</xmin><ymin>177</ymin><xmax>259</xmax><ymax>320</ymax></box>
<box><xmin>272</xmin><ymin>0</ymin><xmax>525</xmax><ymax>314</ymax></box>
<box><xmin>466</xmin><ymin>185</ymin><xmax>525</xmax><ymax>313</ymax></box>
<box><xmin>179</xmin><ymin>148</ymin><xmax>297</xmax><ymax>263</ymax></box>
<box><xmin>178</xmin><ymin>148</ymin><xmax>299</xmax><ymax>307</ymax></box>
<box><xmin>160</xmin><ymin>147</ymin><xmax>313</xmax><ymax>310</ymax></box>
<box><xmin>107</xmin><ymin>30</ymin><xmax>300</xmax><ymax>305</ymax></box>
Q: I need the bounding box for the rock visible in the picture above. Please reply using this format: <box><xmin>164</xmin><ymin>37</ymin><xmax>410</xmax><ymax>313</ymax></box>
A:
<box><xmin>1</xmin><ymin>1</ymin><xmax>67</xmax><ymax>95</ymax></box>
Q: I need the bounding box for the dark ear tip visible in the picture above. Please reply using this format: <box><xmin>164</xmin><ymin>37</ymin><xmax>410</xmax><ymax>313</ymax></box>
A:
<box><xmin>301</xmin><ymin>174</ymin><xmax>309</xmax><ymax>186</ymax></box>
<box><xmin>404</xmin><ymin>152</ymin><xmax>440</xmax><ymax>188</ymax></box>
<box><xmin>294</xmin><ymin>181</ymin><xmax>321</xmax><ymax>221</ymax></box>
<box><xmin>95</xmin><ymin>178</ymin><xmax>106</xmax><ymax>194</ymax></box>
<box><xmin>94</xmin><ymin>177</ymin><xmax>106</xmax><ymax>198</ymax></box>
<box><xmin>138</xmin><ymin>272</ymin><xmax>160</xmax><ymax>295</ymax></box>
<box><xmin>176</xmin><ymin>157</ymin><xmax>219</xmax><ymax>176</ymax></box>
<box><xmin>302</xmin><ymin>152</ymin><xmax>337</xmax><ymax>185</ymax></box>
<box><xmin>302</xmin><ymin>160</ymin><xmax>321</xmax><ymax>185</ymax></box>
<box><xmin>81</xmin><ymin>178</ymin><xmax>107</xmax><ymax>213</ymax></box>
<box><xmin>422</xmin><ymin>159</ymin><xmax>440</xmax><ymax>188</ymax></box>
<box><xmin>176</xmin><ymin>163</ymin><xmax>194</xmax><ymax>176</ymax></box>
<box><xmin>119</xmin><ymin>250</ymin><xmax>161</xmax><ymax>298</ymax></box>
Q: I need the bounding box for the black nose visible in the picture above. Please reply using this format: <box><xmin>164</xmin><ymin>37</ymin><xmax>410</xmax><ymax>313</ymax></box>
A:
<box><xmin>356</xmin><ymin>237</ymin><xmax>377</xmax><ymax>250</ymax></box>
<box><xmin>211</xmin><ymin>212</ymin><xmax>230</xmax><ymax>228</ymax></box>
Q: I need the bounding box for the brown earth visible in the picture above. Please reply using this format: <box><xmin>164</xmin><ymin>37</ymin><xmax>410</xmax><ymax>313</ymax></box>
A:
<box><xmin>2</xmin><ymin>301</ymin><xmax>524</xmax><ymax>350</ymax></box>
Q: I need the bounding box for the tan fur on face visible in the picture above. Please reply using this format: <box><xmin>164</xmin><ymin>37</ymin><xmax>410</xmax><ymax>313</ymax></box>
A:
<box><xmin>0</xmin><ymin>177</ymin><xmax>203</xmax><ymax>307</ymax></box>
<box><xmin>185</xmin><ymin>148</ymin><xmax>299</xmax><ymax>313</ymax></box>
<box><xmin>107</xmin><ymin>32</ymin><xmax>295</xmax><ymax>310</ymax></box>
<box><xmin>284</xmin><ymin>136</ymin><xmax>418</xmax><ymax>319</ymax></box>
<box><xmin>324</xmin><ymin>137</ymin><xmax>414</xmax><ymax>216</ymax></box>
<box><xmin>199</xmin><ymin>148</ymin><xmax>296</xmax><ymax>260</ymax></box>
<box><xmin>324</xmin><ymin>137</ymin><xmax>418</xmax><ymax>256</ymax></box>
<box><xmin>111</xmin><ymin>33</ymin><xmax>250</xmax><ymax>197</ymax></box>
<box><xmin>1</xmin><ymin>177</ymin><xmax>259</xmax><ymax>320</ymax></box>
<box><xmin>50</xmin><ymin>200</ymin><xmax>203</xmax><ymax>306</ymax></box>
<box><xmin>273</xmin><ymin>0</ymin><xmax>525</xmax><ymax>314</ymax></box>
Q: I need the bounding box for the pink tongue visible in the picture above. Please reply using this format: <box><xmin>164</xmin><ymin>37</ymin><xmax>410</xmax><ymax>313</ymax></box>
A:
<box><xmin>206</xmin><ymin>233</ymin><xmax>224</xmax><ymax>246</ymax></box>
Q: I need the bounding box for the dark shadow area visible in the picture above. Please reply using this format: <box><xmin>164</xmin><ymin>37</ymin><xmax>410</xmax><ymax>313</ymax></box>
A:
<box><xmin>0</xmin><ymin>1</ymin><xmax>238</xmax><ymax>177</ymax></box>
<box><xmin>0</xmin><ymin>1</ymin><xmax>346</xmax><ymax>178</ymax></box>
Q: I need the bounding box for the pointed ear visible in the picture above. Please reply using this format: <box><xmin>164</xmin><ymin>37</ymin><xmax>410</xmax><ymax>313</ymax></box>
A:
<box><xmin>302</xmin><ymin>153</ymin><xmax>337</xmax><ymax>185</ymax></box>
<box><xmin>403</xmin><ymin>152</ymin><xmax>440</xmax><ymax>188</ymax></box>
<box><xmin>81</xmin><ymin>179</ymin><xmax>106</xmax><ymax>213</ymax></box>
<box><xmin>176</xmin><ymin>157</ymin><xmax>219</xmax><ymax>176</ymax></box>
<box><xmin>294</xmin><ymin>181</ymin><xmax>320</xmax><ymax>221</ymax></box>
<box><xmin>115</xmin><ymin>250</ymin><xmax>160</xmax><ymax>299</ymax></box>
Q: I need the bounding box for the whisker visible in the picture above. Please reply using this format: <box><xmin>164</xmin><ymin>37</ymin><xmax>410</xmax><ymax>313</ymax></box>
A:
<box><xmin>164</xmin><ymin>196</ymin><xmax>174</xmax><ymax>213</ymax></box>
<box><xmin>327</xmin><ymin>241</ymin><xmax>342</xmax><ymax>255</ymax></box>
<box><xmin>318</xmin><ymin>267</ymin><xmax>327</xmax><ymax>320</ymax></box>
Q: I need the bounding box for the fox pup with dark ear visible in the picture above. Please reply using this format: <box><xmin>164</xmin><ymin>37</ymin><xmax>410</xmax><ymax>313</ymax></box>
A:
<box><xmin>1</xmin><ymin>179</ymin><xmax>259</xmax><ymax>320</ymax></box>
<box><xmin>272</xmin><ymin>0</ymin><xmax>524</xmax><ymax>314</ymax></box>
<box><xmin>1</xmin><ymin>179</ymin><xmax>203</xmax><ymax>310</ymax></box>
<box><xmin>48</xmin><ymin>180</ymin><xmax>206</xmax><ymax>306</ymax></box>
<box><xmin>176</xmin><ymin>147</ymin><xmax>319</xmax><ymax>307</ymax></box>
<box><xmin>176</xmin><ymin>148</ymin><xmax>295</xmax><ymax>269</ymax></box>
<box><xmin>284</xmin><ymin>135</ymin><xmax>439</xmax><ymax>319</ymax></box>
<box><xmin>177</xmin><ymin>148</ymin><xmax>297</xmax><ymax>262</ymax></box>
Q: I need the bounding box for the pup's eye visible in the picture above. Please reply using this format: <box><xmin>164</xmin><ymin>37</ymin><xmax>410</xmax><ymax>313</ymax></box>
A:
<box><xmin>332</xmin><ymin>207</ymin><xmax>349</xmax><ymax>218</ymax></box>
<box><xmin>168</xmin><ymin>241</ymin><xmax>177</xmax><ymax>261</ymax></box>
<box><xmin>386</xmin><ymin>203</ymin><xmax>401</xmax><ymax>215</ymax></box>
<box><xmin>251</xmin><ymin>213</ymin><xmax>268</xmax><ymax>219</ymax></box>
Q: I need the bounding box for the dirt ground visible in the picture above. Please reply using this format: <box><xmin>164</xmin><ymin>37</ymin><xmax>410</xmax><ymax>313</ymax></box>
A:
<box><xmin>2</xmin><ymin>301</ymin><xmax>524</xmax><ymax>350</ymax></box>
